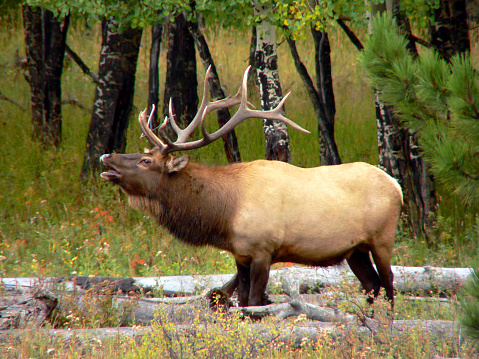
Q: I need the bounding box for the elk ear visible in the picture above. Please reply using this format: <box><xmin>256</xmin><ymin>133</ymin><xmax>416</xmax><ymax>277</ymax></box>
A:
<box><xmin>166</xmin><ymin>155</ymin><xmax>190</xmax><ymax>173</ymax></box>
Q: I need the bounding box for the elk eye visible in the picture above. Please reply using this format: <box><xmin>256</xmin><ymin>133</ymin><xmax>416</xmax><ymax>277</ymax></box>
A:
<box><xmin>139</xmin><ymin>158</ymin><xmax>152</xmax><ymax>166</ymax></box>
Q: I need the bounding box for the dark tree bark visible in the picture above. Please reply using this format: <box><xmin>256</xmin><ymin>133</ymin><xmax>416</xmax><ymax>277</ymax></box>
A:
<box><xmin>285</xmin><ymin>34</ymin><xmax>341</xmax><ymax>165</ymax></box>
<box><xmin>248</xmin><ymin>26</ymin><xmax>258</xmax><ymax>90</ymax></box>
<box><xmin>163</xmin><ymin>14</ymin><xmax>198</xmax><ymax>138</ymax></box>
<box><xmin>254</xmin><ymin>2</ymin><xmax>291</xmax><ymax>163</ymax></box>
<box><xmin>22</xmin><ymin>4</ymin><xmax>43</xmax><ymax>140</ymax></box>
<box><xmin>42</xmin><ymin>10</ymin><xmax>70</xmax><ymax>147</ymax></box>
<box><xmin>147</xmin><ymin>23</ymin><xmax>162</xmax><ymax>132</ymax></box>
<box><xmin>430</xmin><ymin>0</ymin><xmax>470</xmax><ymax>61</ymax></box>
<box><xmin>186</xmin><ymin>16</ymin><xmax>241</xmax><ymax>163</ymax></box>
<box><xmin>22</xmin><ymin>5</ymin><xmax>69</xmax><ymax>148</ymax></box>
<box><xmin>311</xmin><ymin>29</ymin><xmax>338</xmax><ymax>166</ymax></box>
<box><xmin>80</xmin><ymin>20</ymin><xmax>142</xmax><ymax>179</ymax></box>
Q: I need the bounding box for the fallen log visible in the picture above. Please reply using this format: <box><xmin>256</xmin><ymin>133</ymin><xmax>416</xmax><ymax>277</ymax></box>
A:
<box><xmin>1</xmin><ymin>265</ymin><xmax>471</xmax><ymax>298</ymax></box>
<box><xmin>233</xmin><ymin>300</ymin><xmax>356</xmax><ymax>322</ymax></box>
<box><xmin>0</xmin><ymin>289</ymin><xmax>57</xmax><ymax>330</ymax></box>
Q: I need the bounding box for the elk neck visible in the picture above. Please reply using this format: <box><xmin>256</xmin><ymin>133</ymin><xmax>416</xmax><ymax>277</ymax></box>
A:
<box><xmin>128</xmin><ymin>162</ymin><xmax>241</xmax><ymax>251</ymax></box>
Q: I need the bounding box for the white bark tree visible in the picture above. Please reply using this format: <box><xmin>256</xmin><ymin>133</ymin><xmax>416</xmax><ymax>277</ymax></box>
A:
<box><xmin>253</xmin><ymin>1</ymin><xmax>291</xmax><ymax>163</ymax></box>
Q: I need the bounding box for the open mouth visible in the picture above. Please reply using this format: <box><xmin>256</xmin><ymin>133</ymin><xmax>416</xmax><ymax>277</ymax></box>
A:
<box><xmin>100</xmin><ymin>155</ymin><xmax>123</xmax><ymax>181</ymax></box>
<box><xmin>100</xmin><ymin>168</ymin><xmax>123</xmax><ymax>181</ymax></box>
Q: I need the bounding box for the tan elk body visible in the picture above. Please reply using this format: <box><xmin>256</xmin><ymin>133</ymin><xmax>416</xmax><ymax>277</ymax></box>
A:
<box><xmin>101</xmin><ymin>67</ymin><xmax>403</xmax><ymax>307</ymax></box>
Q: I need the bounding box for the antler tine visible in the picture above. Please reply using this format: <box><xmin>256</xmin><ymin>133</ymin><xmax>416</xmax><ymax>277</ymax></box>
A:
<box><xmin>138</xmin><ymin>105</ymin><xmax>168</xmax><ymax>151</ymax></box>
<box><xmin>255</xmin><ymin>91</ymin><xmax>310</xmax><ymax>134</ymax></box>
<box><xmin>167</xmin><ymin>98</ymin><xmax>182</xmax><ymax>135</ymax></box>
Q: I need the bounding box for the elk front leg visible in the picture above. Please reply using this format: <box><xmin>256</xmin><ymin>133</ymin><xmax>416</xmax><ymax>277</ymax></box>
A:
<box><xmin>235</xmin><ymin>260</ymin><xmax>250</xmax><ymax>307</ymax></box>
<box><xmin>248</xmin><ymin>256</ymin><xmax>271</xmax><ymax>306</ymax></box>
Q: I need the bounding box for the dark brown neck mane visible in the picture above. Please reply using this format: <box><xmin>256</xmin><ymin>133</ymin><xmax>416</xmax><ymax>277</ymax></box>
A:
<box><xmin>128</xmin><ymin>163</ymin><xmax>240</xmax><ymax>251</ymax></box>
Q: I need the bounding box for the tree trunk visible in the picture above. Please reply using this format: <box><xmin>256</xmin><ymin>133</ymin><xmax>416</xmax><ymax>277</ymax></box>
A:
<box><xmin>80</xmin><ymin>20</ymin><xmax>142</xmax><ymax>179</ymax></box>
<box><xmin>285</xmin><ymin>35</ymin><xmax>341</xmax><ymax>165</ymax></box>
<box><xmin>22</xmin><ymin>5</ymin><xmax>69</xmax><ymax>148</ymax></box>
<box><xmin>254</xmin><ymin>2</ymin><xmax>291</xmax><ymax>163</ymax></box>
<box><xmin>311</xmin><ymin>29</ymin><xmax>338</xmax><ymax>166</ymax></box>
<box><xmin>248</xmin><ymin>26</ymin><xmax>259</xmax><ymax>90</ymax></box>
<box><xmin>2</xmin><ymin>265</ymin><xmax>471</xmax><ymax>299</ymax></box>
<box><xmin>186</xmin><ymin>17</ymin><xmax>241</xmax><ymax>163</ymax></box>
<box><xmin>163</xmin><ymin>14</ymin><xmax>198</xmax><ymax>138</ymax></box>
<box><xmin>22</xmin><ymin>4</ymin><xmax>43</xmax><ymax>140</ymax></box>
<box><xmin>147</xmin><ymin>23</ymin><xmax>162</xmax><ymax>132</ymax></box>
<box><xmin>430</xmin><ymin>0</ymin><xmax>470</xmax><ymax>61</ymax></box>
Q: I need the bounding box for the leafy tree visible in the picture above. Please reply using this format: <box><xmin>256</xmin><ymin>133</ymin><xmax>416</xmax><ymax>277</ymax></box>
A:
<box><xmin>360</xmin><ymin>13</ymin><xmax>479</xmax><ymax>204</ymax></box>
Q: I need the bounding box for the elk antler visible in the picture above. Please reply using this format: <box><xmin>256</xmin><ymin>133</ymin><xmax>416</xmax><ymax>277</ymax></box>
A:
<box><xmin>139</xmin><ymin>66</ymin><xmax>310</xmax><ymax>155</ymax></box>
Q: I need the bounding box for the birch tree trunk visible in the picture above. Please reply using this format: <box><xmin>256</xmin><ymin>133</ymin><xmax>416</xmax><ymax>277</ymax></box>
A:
<box><xmin>80</xmin><ymin>20</ymin><xmax>142</xmax><ymax>179</ymax></box>
<box><xmin>253</xmin><ymin>2</ymin><xmax>291</xmax><ymax>163</ymax></box>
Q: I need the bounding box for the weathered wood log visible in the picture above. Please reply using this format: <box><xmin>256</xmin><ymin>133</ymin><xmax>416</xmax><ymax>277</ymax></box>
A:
<box><xmin>233</xmin><ymin>300</ymin><xmax>357</xmax><ymax>322</ymax></box>
<box><xmin>1</xmin><ymin>265</ymin><xmax>472</xmax><ymax>297</ymax></box>
<box><xmin>0</xmin><ymin>289</ymin><xmax>58</xmax><ymax>330</ymax></box>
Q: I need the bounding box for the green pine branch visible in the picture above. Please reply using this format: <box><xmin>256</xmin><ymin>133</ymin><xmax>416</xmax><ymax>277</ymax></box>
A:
<box><xmin>359</xmin><ymin>12</ymin><xmax>479</xmax><ymax>205</ymax></box>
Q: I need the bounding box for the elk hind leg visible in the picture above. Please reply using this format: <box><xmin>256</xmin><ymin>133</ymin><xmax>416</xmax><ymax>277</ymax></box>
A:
<box><xmin>346</xmin><ymin>249</ymin><xmax>381</xmax><ymax>304</ymax></box>
<box><xmin>371</xmin><ymin>246</ymin><xmax>395</xmax><ymax>306</ymax></box>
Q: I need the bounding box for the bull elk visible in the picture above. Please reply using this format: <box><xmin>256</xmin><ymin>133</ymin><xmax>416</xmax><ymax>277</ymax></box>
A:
<box><xmin>100</xmin><ymin>67</ymin><xmax>403</xmax><ymax>307</ymax></box>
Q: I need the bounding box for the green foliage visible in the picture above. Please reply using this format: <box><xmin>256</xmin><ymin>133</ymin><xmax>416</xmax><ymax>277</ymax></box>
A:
<box><xmin>25</xmin><ymin>0</ymin><xmax>254</xmax><ymax>30</ymax></box>
<box><xmin>360</xmin><ymin>12</ymin><xmax>479</xmax><ymax>204</ymax></box>
<box><xmin>24</xmin><ymin>0</ymin><xmax>442</xmax><ymax>36</ymax></box>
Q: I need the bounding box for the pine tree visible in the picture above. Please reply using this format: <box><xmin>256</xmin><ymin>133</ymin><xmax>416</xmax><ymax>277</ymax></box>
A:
<box><xmin>360</xmin><ymin>13</ymin><xmax>479</xmax><ymax>204</ymax></box>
